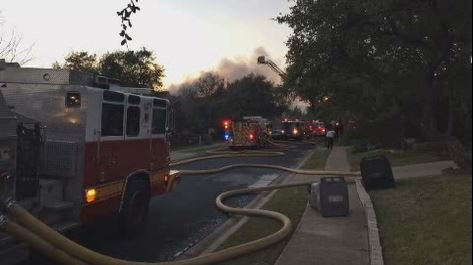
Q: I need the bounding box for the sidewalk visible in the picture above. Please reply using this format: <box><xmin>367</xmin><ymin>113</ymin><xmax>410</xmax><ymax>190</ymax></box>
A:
<box><xmin>275</xmin><ymin>147</ymin><xmax>370</xmax><ymax>265</ymax></box>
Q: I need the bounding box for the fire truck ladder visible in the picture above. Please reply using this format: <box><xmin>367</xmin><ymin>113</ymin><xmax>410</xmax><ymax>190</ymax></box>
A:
<box><xmin>257</xmin><ymin>56</ymin><xmax>286</xmax><ymax>78</ymax></box>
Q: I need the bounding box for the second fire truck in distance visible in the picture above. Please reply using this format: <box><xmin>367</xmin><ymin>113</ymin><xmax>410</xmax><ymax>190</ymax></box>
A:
<box><xmin>280</xmin><ymin>119</ymin><xmax>306</xmax><ymax>140</ymax></box>
<box><xmin>223</xmin><ymin>116</ymin><xmax>271</xmax><ymax>149</ymax></box>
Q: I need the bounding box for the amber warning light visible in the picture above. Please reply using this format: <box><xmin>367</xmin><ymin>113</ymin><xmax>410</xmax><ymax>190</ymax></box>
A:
<box><xmin>85</xmin><ymin>189</ymin><xmax>97</xmax><ymax>204</ymax></box>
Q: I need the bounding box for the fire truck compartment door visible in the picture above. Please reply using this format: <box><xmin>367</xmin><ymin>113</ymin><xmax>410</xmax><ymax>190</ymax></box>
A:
<box><xmin>97</xmin><ymin>101</ymin><xmax>126</xmax><ymax>183</ymax></box>
<box><xmin>151</xmin><ymin>106</ymin><xmax>169</xmax><ymax>171</ymax></box>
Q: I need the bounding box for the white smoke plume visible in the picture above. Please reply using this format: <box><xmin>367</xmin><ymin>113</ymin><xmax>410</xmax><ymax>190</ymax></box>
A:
<box><xmin>215</xmin><ymin>47</ymin><xmax>283</xmax><ymax>84</ymax></box>
<box><xmin>169</xmin><ymin>47</ymin><xmax>285</xmax><ymax>94</ymax></box>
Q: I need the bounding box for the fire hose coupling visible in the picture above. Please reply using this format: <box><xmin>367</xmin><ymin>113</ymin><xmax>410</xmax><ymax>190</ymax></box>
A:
<box><xmin>0</xmin><ymin>197</ymin><xmax>16</xmax><ymax>212</ymax></box>
<box><xmin>0</xmin><ymin>214</ymin><xmax>8</xmax><ymax>229</ymax></box>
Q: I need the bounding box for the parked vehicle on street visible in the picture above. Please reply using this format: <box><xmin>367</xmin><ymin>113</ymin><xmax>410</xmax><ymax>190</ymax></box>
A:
<box><xmin>281</xmin><ymin>120</ymin><xmax>305</xmax><ymax>140</ymax></box>
<box><xmin>270</xmin><ymin>128</ymin><xmax>286</xmax><ymax>140</ymax></box>
<box><xmin>312</xmin><ymin>121</ymin><xmax>326</xmax><ymax>137</ymax></box>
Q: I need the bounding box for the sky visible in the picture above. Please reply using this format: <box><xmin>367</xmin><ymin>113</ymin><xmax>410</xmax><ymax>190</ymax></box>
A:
<box><xmin>1</xmin><ymin>0</ymin><xmax>293</xmax><ymax>89</ymax></box>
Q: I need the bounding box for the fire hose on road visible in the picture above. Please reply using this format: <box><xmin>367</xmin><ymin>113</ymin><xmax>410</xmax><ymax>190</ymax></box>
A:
<box><xmin>0</xmin><ymin>144</ymin><xmax>361</xmax><ymax>265</ymax></box>
<box><xmin>170</xmin><ymin>141</ymin><xmax>296</xmax><ymax>167</ymax></box>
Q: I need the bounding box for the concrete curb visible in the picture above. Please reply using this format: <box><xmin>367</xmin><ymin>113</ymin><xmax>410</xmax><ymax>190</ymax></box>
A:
<box><xmin>178</xmin><ymin>147</ymin><xmax>318</xmax><ymax>259</ymax></box>
<box><xmin>352</xmin><ymin>160</ymin><xmax>458</xmax><ymax>265</ymax></box>
<box><xmin>355</xmin><ymin>180</ymin><xmax>385</xmax><ymax>265</ymax></box>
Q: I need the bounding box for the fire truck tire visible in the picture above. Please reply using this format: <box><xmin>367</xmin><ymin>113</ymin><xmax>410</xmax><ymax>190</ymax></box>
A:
<box><xmin>118</xmin><ymin>179</ymin><xmax>150</xmax><ymax>236</ymax></box>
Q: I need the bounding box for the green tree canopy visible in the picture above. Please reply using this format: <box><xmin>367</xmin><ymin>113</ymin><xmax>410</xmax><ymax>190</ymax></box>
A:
<box><xmin>100</xmin><ymin>48</ymin><xmax>165</xmax><ymax>89</ymax></box>
<box><xmin>278</xmin><ymin>0</ymin><xmax>471</xmax><ymax>141</ymax></box>
<box><xmin>224</xmin><ymin>74</ymin><xmax>285</xmax><ymax>119</ymax></box>
<box><xmin>55</xmin><ymin>47</ymin><xmax>165</xmax><ymax>90</ymax></box>
<box><xmin>171</xmin><ymin>73</ymin><xmax>288</xmax><ymax>134</ymax></box>
<box><xmin>195</xmin><ymin>72</ymin><xmax>225</xmax><ymax>98</ymax></box>
<box><xmin>53</xmin><ymin>51</ymin><xmax>98</xmax><ymax>74</ymax></box>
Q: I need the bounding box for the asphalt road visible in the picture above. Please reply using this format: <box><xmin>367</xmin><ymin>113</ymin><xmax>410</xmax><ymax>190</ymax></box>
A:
<box><xmin>78</xmin><ymin>141</ymin><xmax>316</xmax><ymax>263</ymax></box>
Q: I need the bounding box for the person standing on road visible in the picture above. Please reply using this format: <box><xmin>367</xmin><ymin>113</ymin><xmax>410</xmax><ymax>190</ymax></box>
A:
<box><xmin>326</xmin><ymin>126</ymin><xmax>336</xmax><ymax>150</ymax></box>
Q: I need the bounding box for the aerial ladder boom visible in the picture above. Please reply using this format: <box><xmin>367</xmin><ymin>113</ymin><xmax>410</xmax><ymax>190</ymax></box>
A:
<box><xmin>257</xmin><ymin>56</ymin><xmax>286</xmax><ymax>78</ymax></box>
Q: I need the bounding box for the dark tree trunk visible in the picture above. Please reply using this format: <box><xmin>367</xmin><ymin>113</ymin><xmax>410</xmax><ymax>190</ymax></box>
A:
<box><xmin>446</xmin><ymin>90</ymin><xmax>454</xmax><ymax>139</ymax></box>
<box><xmin>419</xmin><ymin>2</ymin><xmax>453</xmax><ymax>141</ymax></box>
<box><xmin>393</xmin><ymin>97</ymin><xmax>407</xmax><ymax>149</ymax></box>
<box><xmin>399</xmin><ymin>110</ymin><xmax>407</xmax><ymax>150</ymax></box>
<box><xmin>420</xmin><ymin>71</ymin><xmax>440</xmax><ymax>140</ymax></box>
<box><xmin>309</xmin><ymin>98</ymin><xmax>317</xmax><ymax>117</ymax></box>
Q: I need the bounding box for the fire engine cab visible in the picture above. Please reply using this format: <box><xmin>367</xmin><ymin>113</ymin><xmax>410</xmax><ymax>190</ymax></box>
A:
<box><xmin>0</xmin><ymin>60</ymin><xmax>180</xmax><ymax>263</ymax></box>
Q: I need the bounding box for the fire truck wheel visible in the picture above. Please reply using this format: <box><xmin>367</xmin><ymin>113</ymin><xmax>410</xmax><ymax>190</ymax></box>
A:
<box><xmin>119</xmin><ymin>179</ymin><xmax>150</xmax><ymax>235</ymax></box>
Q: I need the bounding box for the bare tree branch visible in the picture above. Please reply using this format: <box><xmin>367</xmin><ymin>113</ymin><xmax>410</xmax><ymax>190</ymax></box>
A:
<box><xmin>117</xmin><ymin>0</ymin><xmax>141</xmax><ymax>47</ymax></box>
<box><xmin>0</xmin><ymin>11</ymin><xmax>34</xmax><ymax>65</ymax></box>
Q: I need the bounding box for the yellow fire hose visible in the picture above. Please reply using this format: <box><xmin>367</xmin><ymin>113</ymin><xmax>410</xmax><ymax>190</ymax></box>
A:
<box><xmin>171</xmin><ymin>139</ymin><xmax>317</xmax><ymax>167</ymax></box>
<box><xmin>0</xmin><ymin>143</ymin><xmax>360</xmax><ymax>265</ymax></box>
<box><xmin>0</xmin><ymin>216</ymin><xmax>87</xmax><ymax>265</ymax></box>
<box><xmin>1</xmin><ymin>179</ymin><xmax>357</xmax><ymax>265</ymax></box>
<box><xmin>179</xmin><ymin>163</ymin><xmax>360</xmax><ymax>176</ymax></box>
<box><xmin>170</xmin><ymin>152</ymin><xmax>285</xmax><ymax>167</ymax></box>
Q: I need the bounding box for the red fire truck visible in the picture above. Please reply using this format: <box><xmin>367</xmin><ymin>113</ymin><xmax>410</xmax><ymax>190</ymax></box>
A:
<box><xmin>312</xmin><ymin>120</ymin><xmax>326</xmax><ymax>137</ymax></box>
<box><xmin>228</xmin><ymin>116</ymin><xmax>271</xmax><ymax>149</ymax></box>
<box><xmin>0</xmin><ymin>60</ymin><xmax>180</xmax><ymax>263</ymax></box>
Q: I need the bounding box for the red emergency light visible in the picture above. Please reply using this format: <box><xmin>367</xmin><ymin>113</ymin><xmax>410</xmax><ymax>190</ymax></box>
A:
<box><xmin>223</xmin><ymin>120</ymin><xmax>231</xmax><ymax>129</ymax></box>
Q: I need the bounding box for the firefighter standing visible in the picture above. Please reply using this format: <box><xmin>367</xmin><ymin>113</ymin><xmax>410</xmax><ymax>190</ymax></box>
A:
<box><xmin>326</xmin><ymin>126</ymin><xmax>336</xmax><ymax>150</ymax></box>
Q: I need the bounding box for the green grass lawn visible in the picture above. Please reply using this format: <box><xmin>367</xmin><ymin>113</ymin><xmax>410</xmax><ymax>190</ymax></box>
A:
<box><xmin>348</xmin><ymin>149</ymin><xmax>451</xmax><ymax>171</ymax></box>
<box><xmin>371</xmin><ymin>174</ymin><xmax>472</xmax><ymax>265</ymax></box>
<box><xmin>217</xmin><ymin>148</ymin><xmax>330</xmax><ymax>265</ymax></box>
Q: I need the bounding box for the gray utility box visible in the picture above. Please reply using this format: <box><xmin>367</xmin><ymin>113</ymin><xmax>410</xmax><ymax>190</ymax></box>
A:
<box><xmin>309</xmin><ymin>177</ymin><xmax>349</xmax><ymax>217</ymax></box>
<box><xmin>360</xmin><ymin>155</ymin><xmax>395</xmax><ymax>190</ymax></box>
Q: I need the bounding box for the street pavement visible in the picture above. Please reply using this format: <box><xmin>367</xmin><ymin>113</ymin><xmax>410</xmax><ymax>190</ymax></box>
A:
<box><xmin>79</xmin><ymin>141</ymin><xmax>315</xmax><ymax>262</ymax></box>
<box><xmin>275</xmin><ymin>146</ymin><xmax>370</xmax><ymax>265</ymax></box>
<box><xmin>170</xmin><ymin>143</ymin><xmax>227</xmax><ymax>161</ymax></box>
